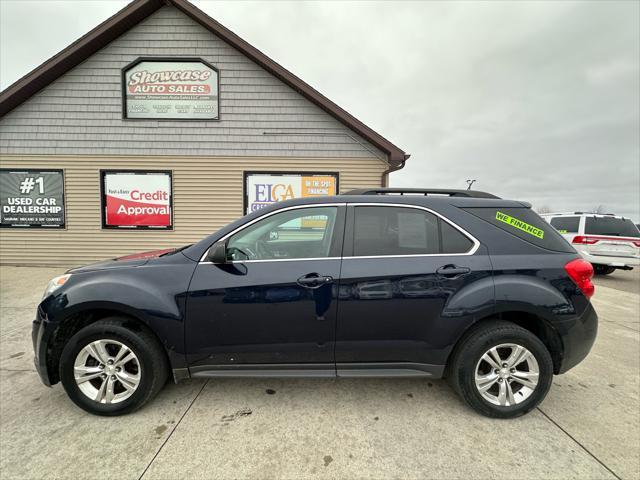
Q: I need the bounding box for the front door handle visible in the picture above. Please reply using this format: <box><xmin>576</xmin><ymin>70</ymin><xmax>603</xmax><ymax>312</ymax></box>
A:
<box><xmin>297</xmin><ymin>274</ymin><xmax>334</xmax><ymax>289</ymax></box>
<box><xmin>436</xmin><ymin>265</ymin><xmax>471</xmax><ymax>277</ymax></box>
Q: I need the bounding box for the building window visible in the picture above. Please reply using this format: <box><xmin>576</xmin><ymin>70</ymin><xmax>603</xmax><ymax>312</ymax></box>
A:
<box><xmin>100</xmin><ymin>170</ymin><xmax>173</xmax><ymax>229</ymax></box>
<box><xmin>0</xmin><ymin>169</ymin><xmax>65</xmax><ymax>228</ymax></box>
<box><xmin>244</xmin><ymin>172</ymin><xmax>339</xmax><ymax>214</ymax></box>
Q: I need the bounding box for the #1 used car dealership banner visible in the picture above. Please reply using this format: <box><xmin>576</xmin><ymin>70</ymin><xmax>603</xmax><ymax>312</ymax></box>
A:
<box><xmin>244</xmin><ymin>171</ymin><xmax>338</xmax><ymax>215</ymax></box>
<box><xmin>101</xmin><ymin>171</ymin><xmax>172</xmax><ymax>229</ymax></box>
<box><xmin>123</xmin><ymin>59</ymin><xmax>219</xmax><ymax>120</ymax></box>
<box><xmin>0</xmin><ymin>169</ymin><xmax>65</xmax><ymax>228</ymax></box>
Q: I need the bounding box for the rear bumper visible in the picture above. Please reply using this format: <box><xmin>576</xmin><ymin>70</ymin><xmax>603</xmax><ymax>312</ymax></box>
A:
<box><xmin>555</xmin><ymin>301</ymin><xmax>598</xmax><ymax>374</ymax></box>
<box><xmin>580</xmin><ymin>251</ymin><xmax>639</xmax><ymax>268</ymax></box>
<box><xmin>32</xmin><ymin>306</ymin><xmax>53</xmax><ymax>387</ymax></box>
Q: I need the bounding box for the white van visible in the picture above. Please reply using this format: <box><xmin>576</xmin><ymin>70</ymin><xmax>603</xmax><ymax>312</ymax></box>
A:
<box><xmin>541</xmin><ymin>212</ymin><xmax>640</xmax><ymax>275</ymax></box>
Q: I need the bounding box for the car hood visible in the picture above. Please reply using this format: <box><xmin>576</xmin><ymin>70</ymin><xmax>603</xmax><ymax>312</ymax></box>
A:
<box><xmin>67</xmin><ymin>248</ymin><xmax>176</xmax><ymax>274</ymax></box>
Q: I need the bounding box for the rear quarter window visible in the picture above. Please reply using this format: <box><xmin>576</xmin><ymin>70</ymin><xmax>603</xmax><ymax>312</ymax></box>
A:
<box><xmin>550</xmin><ymin>216</ymin><xmax>580</xmax><ymax>233</ymax></box>
<box><xmin>464</xmin><ymin>207</ymin><xmax>575</xmax><ymax>252</ymax></box>
<box><xmin>441</xmin><ymin>220</ymin><xmax>474</xmax><ymax>253</ymax></box>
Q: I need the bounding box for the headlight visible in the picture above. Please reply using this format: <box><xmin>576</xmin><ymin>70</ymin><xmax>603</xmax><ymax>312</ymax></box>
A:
<box><xmin>42</xmin><ymin>274</ymin><xmax>71</xmax><ymax>299</ymax></box>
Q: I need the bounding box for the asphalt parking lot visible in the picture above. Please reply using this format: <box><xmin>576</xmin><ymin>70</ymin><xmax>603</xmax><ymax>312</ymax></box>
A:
<box><xmin>0</xmin><ymin>266</ymin><xmax>638</xmax><ymax>480</ymax></box>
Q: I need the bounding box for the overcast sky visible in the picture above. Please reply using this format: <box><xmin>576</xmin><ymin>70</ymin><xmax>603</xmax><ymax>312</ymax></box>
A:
<box><xmin>1</xmin><ymin>0</ymin><xmax>638</xmax><ymax>220</ymax></box>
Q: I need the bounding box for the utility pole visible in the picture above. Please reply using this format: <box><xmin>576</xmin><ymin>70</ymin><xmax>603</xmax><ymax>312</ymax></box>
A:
<box><xmin>466</xmin><ymin>179</ymin><xmax>476</xmax><ymax>190</ymax></box>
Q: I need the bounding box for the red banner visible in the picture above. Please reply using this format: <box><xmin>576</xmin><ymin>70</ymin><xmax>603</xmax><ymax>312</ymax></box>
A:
<box><xmin>105</xmin><ymin>195</ymin><xmax>170</xmax><ymax>226</ymax></box>
<box><xmin>102</xmin><ymin>171</ymin><xmax>172</xmax><ymax>228</ymax></box>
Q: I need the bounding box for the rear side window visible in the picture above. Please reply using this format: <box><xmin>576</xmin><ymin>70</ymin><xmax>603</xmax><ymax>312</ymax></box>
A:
<box><xmin>352</xmin><ymin>206</ymin><xmax>475</xmax><ymax>256</ymax></box>
<box><xmin>464</xmin><ymin>207</ymin><xmax>574</xmax><ymax>252</ymax></box>
<box><xmin>585</xmin><ymin>217</ymin><xmax>640</xmax><ymax>237</ymax></box>
<box><xmin>354</xmin><ymin>206</ymin><xmax>439</xmax><ymax>256</ymax></box>
<box><xmin>550</xmin><ymin>216</ymin><xmax>580</xmax><ymax>233</ymax></box>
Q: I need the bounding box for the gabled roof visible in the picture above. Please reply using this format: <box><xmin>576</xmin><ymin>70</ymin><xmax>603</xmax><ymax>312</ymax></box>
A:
<box><xmin>0</xmin><ymin>0</ymin><xmax>409</xmax><ymax>165</ymax></box>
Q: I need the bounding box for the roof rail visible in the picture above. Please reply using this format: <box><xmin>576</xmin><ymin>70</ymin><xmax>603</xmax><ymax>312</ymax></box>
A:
<box><xmin>342</xmin><ymin>187</ymin><xmax>500</xmax><ymax>199</ymax></box>
<box><xmin>543</xmin><ymin>211</ymin><xmax>619</xmax><ymax>217</ymax></box>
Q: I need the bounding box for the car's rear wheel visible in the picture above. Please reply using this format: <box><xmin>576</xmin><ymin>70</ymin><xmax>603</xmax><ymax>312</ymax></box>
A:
<box><xmin>593</xmin><ymin>264</ymin><xmax>616</xmax><ymax>275</ymax></box>
<box><xmin>59</xmin><ymin>318</ymin><xmax>168</xmax><ymax>416</ymax></box>
<box><xmin>448</xmin><ymin>320</ymin><xmax>553</xmax><ymax>419</ymax></box>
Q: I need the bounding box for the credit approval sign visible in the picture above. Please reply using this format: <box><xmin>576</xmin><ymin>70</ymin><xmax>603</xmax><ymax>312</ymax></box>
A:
<box><xmin>123</xmin><ymin>58</ymin><xmax>219</xmax><ymax>120</ymax></box>
<box><xmin>244</xmin><ymin>172</ymin><xmax>338</xmax><ymax>214</ymax></box>
<box><xmin>101</xmin><ymin>171</ymin><xmax>172</xmax><ymax>229</ymax></box>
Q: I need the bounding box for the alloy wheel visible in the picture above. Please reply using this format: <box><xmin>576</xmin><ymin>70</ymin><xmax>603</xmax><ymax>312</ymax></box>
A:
<box><xmin>474</xmin><ymin>343</ymin><xmax>539</xmax><ymax>407</ymax></box>
<box><xmin>73</xmin><ymin>339</ymin><xmax>141</xmax><ymax>404</ymax></box>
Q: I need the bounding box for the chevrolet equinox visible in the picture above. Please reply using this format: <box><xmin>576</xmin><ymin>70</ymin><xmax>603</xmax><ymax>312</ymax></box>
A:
<box><xmin>33</xmin><ymin>188</ymin><xmax>598</xmax><ymax>418</ymax></box>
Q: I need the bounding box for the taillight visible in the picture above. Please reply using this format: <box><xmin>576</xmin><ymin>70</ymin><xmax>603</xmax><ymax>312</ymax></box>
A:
<box><xmin>573</xmin><ymin>235</ymin><xmax>640</xmax><ymax>247</ymax></box>
<box><xmin>565</xmin><ymin>259</ymin><xmax>595</xmax><ymax>299</ymax></box>
<box><xmin>572</xmin><ymin>236</ymin><xmax>599</xmax><ymax>245</ymax></box>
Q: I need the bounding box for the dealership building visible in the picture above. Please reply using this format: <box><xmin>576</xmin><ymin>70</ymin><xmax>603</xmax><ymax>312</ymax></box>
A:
<box><xmin>0</xmin><ymin>0</ymin><xmax>408</xmax><ymax>266</ymax></box>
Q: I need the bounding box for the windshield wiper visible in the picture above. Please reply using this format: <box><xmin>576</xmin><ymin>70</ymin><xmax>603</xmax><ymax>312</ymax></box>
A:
<box><xmin>160</xmin><ymin>244</ymin><xmax>192</xmax><ymax>256</ymax></box>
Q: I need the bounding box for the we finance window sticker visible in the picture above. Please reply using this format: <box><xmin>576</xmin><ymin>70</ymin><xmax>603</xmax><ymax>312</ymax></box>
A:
<box><xmin>495</xmin><ymin>211</ymin><xmax>545</xmax><ymax>239</ymax></box>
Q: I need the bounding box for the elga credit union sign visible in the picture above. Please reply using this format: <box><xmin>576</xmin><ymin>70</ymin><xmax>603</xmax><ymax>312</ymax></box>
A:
<box><xmin>0</xmin><ymin>169</ymin><xmax>65</xmax><ymax>228</ymax></box>
<box><xmin>244</xmin><ymin>172</ymin><xmax>338</xmax><ymax>214</ymax></box>
<box><xmin>123</xmin><ymin>58</ymin><xmax>219</xmax><ymax>120</ymax></box>
<box><xmin>101</xmin><ymin>171</ymin><xmax>172</xmax><ymax>229</ymax></box>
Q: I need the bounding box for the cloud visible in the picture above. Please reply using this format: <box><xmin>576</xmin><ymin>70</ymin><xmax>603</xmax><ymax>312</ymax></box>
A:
<box><xmin>1</xmin><ymin>0</ymin><xmax>638</xmax><ymax>219</ymax></box>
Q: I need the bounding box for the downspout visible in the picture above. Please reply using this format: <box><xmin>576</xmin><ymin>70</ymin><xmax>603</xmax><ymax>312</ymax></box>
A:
<box><xmin>382</xmin><ymin>154</ymin><xmax>410</xmax><ymax>187</ymax></box>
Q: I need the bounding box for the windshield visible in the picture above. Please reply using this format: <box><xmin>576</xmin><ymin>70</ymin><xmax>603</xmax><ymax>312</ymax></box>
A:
<box><xmin>585</xmin><ymin>217</ymin><xmax>640</xmax><ymax>237</ymax></box>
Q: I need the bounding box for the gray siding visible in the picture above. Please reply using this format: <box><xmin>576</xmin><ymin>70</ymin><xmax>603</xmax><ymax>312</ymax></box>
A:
<box><xmin>0</xmin><ymin>6</ymin><xmax>387</xmax><ymax>162</ymax></box>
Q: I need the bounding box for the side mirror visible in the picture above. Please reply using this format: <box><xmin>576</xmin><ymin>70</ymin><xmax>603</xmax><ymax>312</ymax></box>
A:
<box><xmin>207</xmin><ymin>241</ymin><xmax>227</xmax><ymax>264</ymax></box>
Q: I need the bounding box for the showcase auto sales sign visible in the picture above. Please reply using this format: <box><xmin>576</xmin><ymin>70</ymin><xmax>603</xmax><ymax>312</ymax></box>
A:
<box><xmin>103</xmin><ymin>172</ymin><xmax>172</xmax><ymax>228</ymax></box>
<box><xmin>124</xmin><ymin>60</ymin><xmax>219</xmax><ymax>120</ymax></box>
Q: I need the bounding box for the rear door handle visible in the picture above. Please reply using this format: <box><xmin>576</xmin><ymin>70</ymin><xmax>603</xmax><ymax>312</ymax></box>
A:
<box><xmin>436</xmin><ymin>265</ymin><xmax>471</xmax><ymax>277</ymax></box>
<box><xmin>297</xmin><ymin>274</ymin><xmax>334</xmax><ymax>289</ymax></box>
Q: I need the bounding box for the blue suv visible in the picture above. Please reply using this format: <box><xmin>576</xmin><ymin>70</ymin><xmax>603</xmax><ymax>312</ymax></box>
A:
<box><xmin>33</xmin><ymin>188</ymin><xmax>598</xmax><ymax>418</ymax></box>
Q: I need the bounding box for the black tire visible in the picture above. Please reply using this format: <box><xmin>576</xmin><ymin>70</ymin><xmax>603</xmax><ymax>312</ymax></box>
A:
<box><xmin>593</xmin><ymin>264</ymin><xmax>615</xmax><ymax>275</ymax></box>
<box><xmin>447</xmin><ymin>320</ymin><xmax>553</xmax><ymax>419</ymax></box>
<box><xmin>59</xmin><ymin>318</ymin><xmax>169</xmax><ymax>416</ymax></box>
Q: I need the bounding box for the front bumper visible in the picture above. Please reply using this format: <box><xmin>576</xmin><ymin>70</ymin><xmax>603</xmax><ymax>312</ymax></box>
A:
<box><xmin>32</xmin><ymin>306</ymin><xmax>53</xmax><ymax>387</ymax></box>
<box><xmin>555</xmin><ymin>301</ymin><xmax>598</xmax><ymax>374</ymax></box>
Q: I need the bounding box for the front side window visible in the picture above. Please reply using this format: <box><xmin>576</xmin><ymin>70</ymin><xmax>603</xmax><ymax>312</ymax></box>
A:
<box><xmin>226</xmin><ymin>207</ymin><xmax>338</xmax><ymax>261</ymax></box>
<box><xmin>352</xmin><ymin>206</ymin><xmax>474</xmax><ymax>256</ymax></box>
<box><xmin>550</xmin><ymin>216</ymin><xmax>580</xmax><ymax>233</ymax></box>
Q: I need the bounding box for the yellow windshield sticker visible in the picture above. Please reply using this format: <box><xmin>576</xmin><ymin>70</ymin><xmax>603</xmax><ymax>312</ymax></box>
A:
<box><xmin>496</xmin><ymin>211</ymin><xmax>545</xmax><ymax>239</ymax></box>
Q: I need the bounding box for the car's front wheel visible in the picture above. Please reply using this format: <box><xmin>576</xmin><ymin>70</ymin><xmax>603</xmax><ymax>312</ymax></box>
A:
<box><xmin>59</xmin><ymin>318</ymin><xmax>169</xmax><ymax>416</ymax></box>
<box><xmin>448</xmin><ymin>320</ymin><xmax>553</xmax><ymax>419</ymax></box>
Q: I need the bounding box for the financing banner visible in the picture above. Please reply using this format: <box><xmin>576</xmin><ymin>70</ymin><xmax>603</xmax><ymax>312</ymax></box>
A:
<box><xmin>0</xmin><ymin>169</ymin><xmax>65</xmax><ymax>228</ymax></box>
<box><xmin>244</xmin><ymin>172</ymin><xmax>338</xmax><ymax>215</ymax></box>
<box><xmin>102</xmin><ymin>171</ymin><xmax>172</xmax><ymax>229</ymax></box>
<box><xmin>123</xmin><ymin>59</ymin><xmax>219</xmax><ymax>120</ymax></box>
